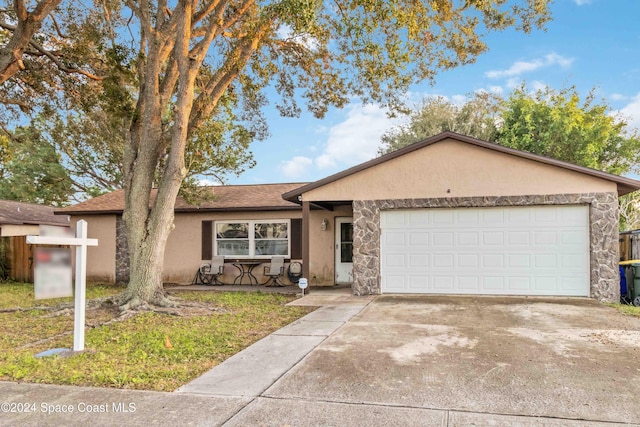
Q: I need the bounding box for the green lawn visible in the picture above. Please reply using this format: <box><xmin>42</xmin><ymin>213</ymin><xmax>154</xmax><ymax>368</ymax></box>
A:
<box><xmin>610</xmin><ymin>303</ymin><xmax>640</xmax><ymax>318</ymax></box>
<box><xmin>0</xmin><ymin>282</ymin><xmax>312</xmax><ymax>391</ymax></box>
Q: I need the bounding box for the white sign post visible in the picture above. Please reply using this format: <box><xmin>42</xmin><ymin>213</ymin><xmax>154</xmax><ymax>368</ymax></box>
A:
<box><xmin>298</xmin><ymin>278</ymin><xmax>308</xmax><ymax>296</ymax></box>
<box><xmin>27</xmin><ymin>220</ymin><xmax>98</xmax><ymax>351</ymax></box>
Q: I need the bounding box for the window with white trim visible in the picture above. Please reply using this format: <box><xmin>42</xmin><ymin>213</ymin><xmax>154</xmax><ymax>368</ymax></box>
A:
<box><xmin>214</xmin><ymin>220</ymin><xmax>290</xmax><ymax>258</ymax></box>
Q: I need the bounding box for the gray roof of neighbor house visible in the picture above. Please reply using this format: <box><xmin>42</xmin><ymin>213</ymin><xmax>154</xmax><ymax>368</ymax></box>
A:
<box><xmin>56</xmin><ymin>183</ymin><xmax>309</xmax><ymax>215</ymax></box>
<box><xmin>0</xmin><ymin>200</ymin><xmax>70</xmax><ymax>226</ymax></box>
<box><xmin>283</xmin><ymin>131</ymin><xmax>640</xmax><ymax>202</ymax></box>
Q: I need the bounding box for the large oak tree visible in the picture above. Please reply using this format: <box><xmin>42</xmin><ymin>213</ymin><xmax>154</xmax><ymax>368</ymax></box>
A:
<box><xmin>1</xmin><ymin>0</ymin><xmax>552</xmax><ymax>308</ymax></box>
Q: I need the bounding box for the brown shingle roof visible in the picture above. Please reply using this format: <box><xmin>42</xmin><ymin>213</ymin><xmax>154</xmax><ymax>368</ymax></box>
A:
<box><xmin>56</xmin><ymin>183</ymin><xmax>308</xmax><ymax>215</ymax></box>
<box><xmin>0</xmin><ymin>200</ymin><xmax>70</xmax><ymax>226</ymax></box>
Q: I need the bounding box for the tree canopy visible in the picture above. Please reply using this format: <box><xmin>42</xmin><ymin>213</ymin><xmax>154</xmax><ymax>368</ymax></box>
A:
<box><xmin>498</xmin><ymin>85</ymin><xmax>640</xmax><ymax>176</ymax></box>
<box><xmin>379</xmin><ymin>91</ymin><xmax>501</xmax><ymax>154</ymax></box>
<box><xmin>0</xmin><ymin>0</ymin><xmax>553</xmax><ymax>307</ymax></box>
<box><xmin>380</xmin><ymin>84</ymin><xmax>640</xmax><ymax>177</ymax></box>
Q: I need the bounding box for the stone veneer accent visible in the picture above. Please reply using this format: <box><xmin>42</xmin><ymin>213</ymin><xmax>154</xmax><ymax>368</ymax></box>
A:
<box><xmin>352</xmin><ymin>192</ymin><xmax>619</xmax><ymax>302</ymax></box>
<box><xmin>115</xmin><ymin>215</ymin><xmax>130</xmax><ymax>285</ymax></box>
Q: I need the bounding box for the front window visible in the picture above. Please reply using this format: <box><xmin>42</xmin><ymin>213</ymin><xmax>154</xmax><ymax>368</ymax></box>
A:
<box><xmin>215</xmin><ymin>220</ymin><xmax>290</xmax><ymax>258</ymax></box>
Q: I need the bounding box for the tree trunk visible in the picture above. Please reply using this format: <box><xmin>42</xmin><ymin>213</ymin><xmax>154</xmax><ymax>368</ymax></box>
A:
<box><xmin>119</xmin><ymin>0</ymin><xmax>197</xmax><ymax>310</ymax></box>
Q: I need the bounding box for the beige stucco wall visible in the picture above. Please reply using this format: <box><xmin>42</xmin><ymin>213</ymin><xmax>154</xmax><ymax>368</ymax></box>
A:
<box><xmin>0</xmin><ymin>224</ymin><xmax>39</xmax><ymax>237</ymax></box>
<box><xmin>164</xmin><ymin>210</ymin><xmax>303</xmax><ymax>284</ymax></box>
<box><xmin>302</xmin><ymin>138</ymin><xmax>617</xmax><ymax>202</ymax></box>
<box><xmin>308</xmin><ymin>206</ymin><xmax>353</xmax><ymax>286</ymax></box>
<box><xmin>72</xmin><ymin>215</ymin><xmax>117</xmax><ymax>284</ymax></box>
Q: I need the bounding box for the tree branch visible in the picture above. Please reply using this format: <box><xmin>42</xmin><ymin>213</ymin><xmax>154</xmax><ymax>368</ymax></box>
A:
<box><xmin>27</xmin><ymin>38</ymin><xmax>104</xmax><ymax>80</ymax></box>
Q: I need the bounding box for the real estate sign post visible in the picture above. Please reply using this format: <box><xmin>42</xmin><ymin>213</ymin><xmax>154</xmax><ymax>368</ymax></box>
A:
<box><xmin>27</xmin><ymin>220</ymin><xmax>98</xmax><ymax>351</ymax></box>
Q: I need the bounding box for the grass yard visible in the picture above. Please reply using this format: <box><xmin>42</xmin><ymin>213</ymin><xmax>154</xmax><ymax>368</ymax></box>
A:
<box><xmin>0</xmin><ymin>282</ymin><xmax>312</xmax><ymax>391</ymax></box>
<box><xmin>611</xmin><ymin>303</ymin><xmax>640</xmax><ymax>318</ymax></box>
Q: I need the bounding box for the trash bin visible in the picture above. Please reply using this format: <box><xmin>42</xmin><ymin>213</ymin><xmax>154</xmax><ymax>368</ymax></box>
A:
<box><xmin>620</xmin><ymin>265</ymin><xmax>628</xmax><ymax>303</ymax></box>
<box><xmin>619</xmin><ymin>260</ymin><xmax>640</xmax><ymax>305</ymax></box>
<box><xmin>634</xmin><ymin>263</ymin><xmax>640</xmax><ymax>306</ymax></box>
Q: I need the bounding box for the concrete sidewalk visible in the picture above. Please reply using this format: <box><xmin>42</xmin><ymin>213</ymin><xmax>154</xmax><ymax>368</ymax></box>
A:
<box><xmin>1</xmin><ymin>292</ymin><xmax>636</xmax><ymax>426</ymax></box>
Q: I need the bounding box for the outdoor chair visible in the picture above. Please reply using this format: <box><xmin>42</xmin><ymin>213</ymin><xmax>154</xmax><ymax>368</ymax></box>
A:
<box><xmin>263</xmin><ymin>256</ymin><xmax>285</xmax><ymax>287</ymax></box>
<box><xmin>287</xmin><ymin>261</ymin><xmax>303</xmax><ymax>284</ymax></box>
<box><xmin>197</xmin><ymin>255</ymin><xmax>225</xmax><ymax>285</ymax></box>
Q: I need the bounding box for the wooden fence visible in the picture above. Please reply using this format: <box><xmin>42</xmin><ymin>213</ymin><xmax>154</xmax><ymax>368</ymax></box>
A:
<box><xmin>620</xmin><ymin>232</ymin><xmax>640</xmax><ymax>261</ymax></box>
<box><xmin>1</xmin><ymin>236</ymin><xmax>34</xmax><ymax>282</ymax></box>
<box><xmin>0</xmin><ymin>236</ymin><xmax>70</xmax><ymax>283</ymax></box>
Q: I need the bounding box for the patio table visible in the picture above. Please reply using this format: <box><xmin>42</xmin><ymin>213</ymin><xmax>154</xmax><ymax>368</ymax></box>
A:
<box><xmin>231</xmin><ymin>260</ymin><xmax>263</xmax><ymax>285</ymax></box>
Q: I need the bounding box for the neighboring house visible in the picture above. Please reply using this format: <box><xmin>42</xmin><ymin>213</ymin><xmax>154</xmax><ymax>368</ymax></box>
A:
<box><xmin>0</xmin><ymin>200</ymin><xmax>71</xmax><ymax>282</ymax></box>
<box><xmin>57</xmin><ymin>132</ymin><xmax>640</xmax><ymax>302</ymax></box>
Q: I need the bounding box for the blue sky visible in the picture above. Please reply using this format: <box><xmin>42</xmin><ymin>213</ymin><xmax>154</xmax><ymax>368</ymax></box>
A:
<box><xmin>225</xmin><ymin>0</ymin><xmax>640</xmax><ymax>185</ymax></box>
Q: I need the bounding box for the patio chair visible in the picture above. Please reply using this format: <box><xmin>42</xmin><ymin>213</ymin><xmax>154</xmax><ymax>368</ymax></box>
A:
<box><xmin>198</xmin><ymin>255</ymin><xmax>225</xmax><ymax>286</ymax></box>
<box><xmin>287</xmin><ymin>261</ymin><xmax>303</xmax><ymax>284</ymax></box>
<box><xmin>263</xmin><ymin>256</ymin><xmax>285</xmax><ymax>287</ymax></box>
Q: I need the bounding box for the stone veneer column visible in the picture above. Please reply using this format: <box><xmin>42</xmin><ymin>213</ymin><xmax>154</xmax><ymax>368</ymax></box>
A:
<box><xmin>352</xmin><ymin>193</ymin><xmax>619</xmax><ymax>302</ymax></box>
<box><xmin>115</xmin><ymin>215</ymin><xmax>130</xmax><ymax>285</ymax></box>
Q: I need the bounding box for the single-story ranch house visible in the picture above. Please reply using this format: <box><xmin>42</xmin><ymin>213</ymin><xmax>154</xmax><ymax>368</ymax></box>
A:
<box><xmin>57</xmin><ymin>132</ymin><xmax>640</xmax><ymax>302</ymax></box>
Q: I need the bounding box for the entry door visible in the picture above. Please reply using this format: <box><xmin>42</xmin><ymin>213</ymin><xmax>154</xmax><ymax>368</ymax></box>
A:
<box><xmin>335</xmin><ymin>217</ymin><xmax>353</xmax><ymax>284</ymax></box>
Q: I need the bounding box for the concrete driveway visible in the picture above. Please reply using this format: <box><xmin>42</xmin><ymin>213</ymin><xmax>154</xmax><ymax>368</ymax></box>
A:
<box><xmin>4</xmin><ymin>294</ymin><xmax>640</xmax><ymax>426</ymax></box>
<box><xmin>233</xmin><ymin>295</ymin><xmax>640</xmax><ymax>425</ymax></box>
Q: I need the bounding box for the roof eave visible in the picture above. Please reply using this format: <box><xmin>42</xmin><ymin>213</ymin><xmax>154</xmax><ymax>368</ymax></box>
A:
<box><xmin>57</xmin><ymin>205</ymin><xmax>302</xmax><ymax>215</ymax></box>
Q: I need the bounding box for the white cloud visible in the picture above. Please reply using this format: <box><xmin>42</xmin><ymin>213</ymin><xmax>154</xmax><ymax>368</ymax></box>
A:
<box><xmin>276</xmin><ymin>24</ymin><xmax>319</xmax><ymax>51</ymax></box>
<box><xmin>530</xmin><ymin>80</ymin><xmax>547</xmax><ymax>92</ymax></box>
<box><xmin>616</xmin><ymin>92</ymin><xmax>640</xmax><ymax>133</ymax></box>
<box><xmin>198</xmin><ymin>178</ymin><xmax>223</xmax><ymax>186</ymax></box>
<box><xmin>573</xmin><ymin>0</ymin><xmax>592</xmax><ymax>5</ymax></box>
<box><xmin>450</xmin><ymin>94</ymin><xmax>467</xmax><ymax>106</ymax></box>
<box><xmin>279</xmin><ymin>156</ymin><xmax>314</xmax><ymax>179</ymax></box>
<box><xmin>485</xmin><ymin>53</ymin><xmax>574</xmax><ymax>79</ymax></box>
<box><xmin>314</xmin><ymin>103</ymin><xmax>399</xmax><ymax>170</ymax></box>
<box><xmin>610</xmin><ymin>93</ymin><xmax>628</xmax><ymax>101</ymax></box>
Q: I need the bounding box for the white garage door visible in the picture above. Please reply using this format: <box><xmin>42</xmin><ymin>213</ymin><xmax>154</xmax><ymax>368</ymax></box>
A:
<box><xmin>380</xmin><ymin>205</ymin><xmax>590</xmax><ymax>296</ymax></box>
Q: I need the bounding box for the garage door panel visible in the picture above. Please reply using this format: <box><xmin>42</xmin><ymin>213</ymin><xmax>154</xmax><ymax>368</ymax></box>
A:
<box><xmin>380</xmin><ymin>205</ymin><xmax>589</xmax><ymax>296</ymax></box>
<box><xmin>407</xmin><ymin>276</ymin><xmax>430</xmax><ymax>290</ymax></box>
<box><xmin>384</xmin><ymin>231</ymin><xmax>406</xmax><ymax>246</ymax></box>
<box><xmin>433</xmin><ymin>276</ymin><xmax>453</xmax><ymax>290</ymax></box>
<box><xmin>482</xmin><ymin>231</ymin><xmax>505</xmax><ymax>246</ymax></box>
<box><xmin>482</xmin><ymin>209</ymin><xmax>505</xmax><ymax>225</ymax></box>
<box><xmin>459</xmin><ymin>276</ymin><xmax>480</xmax><ymax>291</ymax></box>
<box><xmin>508</xmin><ymin>277</ymin><xmax>531</xmax><ymax>291</ymax></box>
<box><xmin>509</xmin><ymin>231</ymin><xmax>530</xmax><ymax>245</ymax></box>
<box><xmin>409</xmin><ymin>232</ymin><xmax>429</xmax><ymax>246</ymax></box>
<box><xmin>458</xmin><ymin>254</ymin><xmax>479</xmax><ymax>268</ymax></box>
<box><xmin>482</xmin><ymin>254</ymin><xmax>505</xmax><ymax>268</ymax></box>
<box><xmin>483</xmin><ymin>276</ymin><xmax>505</xmax><ymax>291</ymax></box>
<box><xmin>433</xmin><ymin>211</ymin><xmax>455</xmax><ymax>225</ymax></box>
<box><xmin>534</xmin><ymin>254</ymin><xmax>558</xmax><ymax>268</ymax></box>
<box><xmin>534</xmin><ymin>231</ymin><xmax>557</xmax><ymax>245</ymax></box>
<box><xmin>533</xmin><ymin>208</ymin><xmax>558</xmax><ymax>223</ymax></box>
<box><xmin>508</xmin><ymin>254</ymin><xmax>531</xmax><ymax>268</ymax></box>
<box><xmin>433</xmin><ymin>254</ymin><xmax>454</xmax><ymax>268</ymax></box>
<box><xmin>433</xmin><ymin>232</ymin><xmax>454</xmax><ymax>247</ymax></box>
<box><xmin>534</xmin><ymin>277</ymin><xmax>558</xmax><ymax>292</ymax></box>
<box><xmin>457</xmin><ymin>210</ymin><xmax>480</xmax><ymax>225</ymax></box>
<box><xmin>457</xmin><ymin>232</ymin><xmax>479</xmax><ymax>246</ymax></box>
<box><xmin>559</xmin><ymin>207</ymin><xmax>589</xmax><ymax>224</ymax></box>
<box><xmin>385</xmin><ymin>253</ymin><xmax>406</xmax><ymax>268</ymax></box>
<box><xmin>408</xmin><ymin>254</ymin><xmax>429</xmax><ymax>268</ymax></box>
<box><xmin>561</xmin><ymin>230</ymin><xmax>587</xmax><ymax>245</ymax></box>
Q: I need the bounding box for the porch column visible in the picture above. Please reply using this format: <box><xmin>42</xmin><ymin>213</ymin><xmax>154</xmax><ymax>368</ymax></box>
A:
<box><xmin>302</xmin><ymin>200</ymin><xmax>310</xmax><ymax>280</ymax></box>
